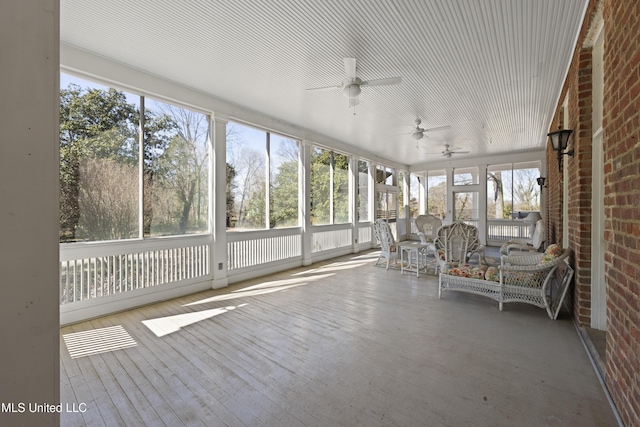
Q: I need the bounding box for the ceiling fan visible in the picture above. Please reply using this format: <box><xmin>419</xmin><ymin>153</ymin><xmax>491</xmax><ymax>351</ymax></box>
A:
<box><xmin>306</xmin><ymin>58</ymin><xmax>402</xmax><ymax>110</ymax></box>
<box><xmin>429</xmin><ymin>144</ymin><xmax>470</xmax><ymax>158</ymax></box>
<box><xmin>408</xmin><ymin>118</ymin><xmax>450</xmax><ymax>140</ymax></box>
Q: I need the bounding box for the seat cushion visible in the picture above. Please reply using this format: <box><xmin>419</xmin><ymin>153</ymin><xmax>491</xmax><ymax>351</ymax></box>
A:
<box><xmin>442</xmin><ymin>263</ymin><xmax>487</xmax><ymax>279</ymax></box>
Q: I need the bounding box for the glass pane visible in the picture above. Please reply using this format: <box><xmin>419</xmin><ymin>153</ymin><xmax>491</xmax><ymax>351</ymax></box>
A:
<box><xmin>375</xmin><ymin>165</ymin><xmax>386</xmax><ymax>184</ymax></box>
<box><xmin>144</xmin><ymin>98</ymin><xmax>209</xmax><ymax>236</ymax></box>
<box><xmin>310</xmin><ymin>147</ymin><xmax>331</xmax><ymax>225</ymax></box>
<box><xmin>454</xmin><ymin>191</ymin><xmax>479</xmax><ymax>226</ymax></box>
<box><xmin>454</xmin><ymin>167</ymin><xmax>478</xmax><ymax>185</ymax></box>
<box><xmin>226</xmin><ymin>123</ymin><xmax>267</xmax><ymax>230</ymax></box>
<box><xmin>409</xmin><ymin>174</ymin><xmax>421</xmax><ymax>218</ymax></box>
<box><xmin>426</xmin><ymin>171</ymin><xmax>446</xmax><ymax>219</ymax></box>
<box><xmin>376</xmin><ymin>191</ymin><xmax>397</xmax><ymax>221</ymax></box>
<box><xmin>60</xmin><ymin>73</ymin><xmax>140</xmax><ymax>242</ymax></box>
<box><xmin>270</xmin><ymin>135</ymin><xmax>299</xmax><ymax>228</ymax></box>
<box><xmin>333</xmin><ymin>153</ymin><xmax>350</xmax><ymax>224</ymax></box>
<box><xmin>385</xmin><ymin>167</ymin><xmax>396</xmax><ymax>186</ymax></box>
<box><xmin>513</xmin><ymin>162</ymin><xmax>541</xmax><ymax>215</ymax></box>
<box><xmin>487</xmin><ymin>164</ymin><xmax>512</xmax><ymax>219</ymax></box>
<box><xmin>357</xmin><ymin>160</ymin><xmax>370</xmax><ymax>222</ymax></box>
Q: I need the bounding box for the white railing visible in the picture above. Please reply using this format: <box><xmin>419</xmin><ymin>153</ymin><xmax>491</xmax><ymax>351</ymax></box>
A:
<box><xmin>487</xmin><ymin>219</ymin><xmax>530</xmax><ymax>242</ymax></box>
<box><xmin>60</xmin><ymin>235</ymin><xmax>211</xmax><ymax>305</ymax></box>
<box><xmin>407</xmin><ymin>218</ymin><xmax>530</xmax><ymax>244</ymax></box>
<box><xmin>227</xmin><ymin>228</ymin><xmax>302</xmax><ymax>270</ymax></box>
<box><xmin>357</xmin><ymin>222</ymin><xmax>372</xmax><ymax>244</ymax></box>
<box><xmin>311</xmin><ymin>224</ymin><xmax>352</xmax><ymax>253</ymax></box>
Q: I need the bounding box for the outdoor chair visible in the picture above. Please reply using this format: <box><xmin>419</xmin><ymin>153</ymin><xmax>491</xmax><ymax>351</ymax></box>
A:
<box><xmin>500</xmin><ymin>219</ymin><xmax>545</xmax><ymax>255</ymax></box>
<box><xmin>373</xmin><ymin>219</ymin><xmax>399</xmax><ymax>269</ymax></box>
<box><xmin>414</xmin><ymin>214</ymin><xmax>442</xmax><ymax>261</ymax></box>
<box><xmin>434</xmin><ymin>221</ymin><xmax>485</xmax><ymax>272</ymax></box>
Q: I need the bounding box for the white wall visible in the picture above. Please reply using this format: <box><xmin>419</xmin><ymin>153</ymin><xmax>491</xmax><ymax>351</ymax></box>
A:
<box><xmin>0</xmin><ymin>1</ymin><xmax>60</xmax><ymax>426</ymax></box>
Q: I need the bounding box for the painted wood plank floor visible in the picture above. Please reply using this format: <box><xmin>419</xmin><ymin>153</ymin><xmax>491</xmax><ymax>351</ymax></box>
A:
<box><xmin>60</xmin><ymin>250</ymin><xmax>618</xmax><ymax>427</ymax></box>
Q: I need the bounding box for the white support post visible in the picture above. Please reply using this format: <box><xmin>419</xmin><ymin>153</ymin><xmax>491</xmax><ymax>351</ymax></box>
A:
<box><xmin>301</xmin><ymin>142</ymin><xmax>313</xmax><ymax>265</ymax></box>
<box><xmin>138</xmin><ymin>95</ymin><xmax>145</xmax><ymax>238</ymax></box>
<box><xmin>211</xmin><ymin>114</ymin><xmax>229</xmax><ymax>289</ymax></box>
<box><xmin>478</xmin><ymin>163</ymin><xmax>488</xmax><ymax>245</ymax></box>
<box><xmin>265</xmin><ymin>133</ymin><xmax>271</xmax><ymax>229</ymax></box>
<box><xmin>1</xmin><ymin>2</ymin><xmax>60</xmax><ymax>425</ymax></box>
<box><xmin>350</xmin><ymin>156</ymin><xmax>359</xmax><ymax>253</ymax></box>
<box><xmin>402</xmin><ymin>171</ymin><xmax>410</xmax><ymax>238</ymax></box>
<box><xmin>446</xmin><ymin>167</ymin><xmax>454</xmax><ymax>223</ymax></box>
<box><xmin>368</xmin><ymin>161</ymin><xmax>376</xmax><ymax>248</ymax></box>
<box><xmin>419</xmin><ymin>172</ymin><xmax>427</xmax><ymax>215</ymax></box>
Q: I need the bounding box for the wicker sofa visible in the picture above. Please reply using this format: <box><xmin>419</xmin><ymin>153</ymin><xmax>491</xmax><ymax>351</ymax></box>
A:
<box><xmin>438</xmin><ymin>245</ymin><xmax>571</xmax><ymax>319</ymax></box>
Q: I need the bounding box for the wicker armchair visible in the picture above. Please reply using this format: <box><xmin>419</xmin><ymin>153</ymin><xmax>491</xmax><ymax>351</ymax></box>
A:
<box><xmin>434</xmin><ymin>221</ymin><xmax>485</xmax><ymax>271</ymax></box>
<box><xmin>373</xmin><ymin>219</ymin><xmax>399</xmax><ymax>269</ymax></box>
<box><xmin>414</xmin><ymin>214</ymin><xmax>441</xmax><ymax>260</ymax></box>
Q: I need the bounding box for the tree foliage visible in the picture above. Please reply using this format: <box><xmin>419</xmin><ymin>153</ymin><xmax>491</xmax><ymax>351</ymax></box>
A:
<box><xmin>59</xmin><ymin>82</ymin><xmax>210</xmax><ymax>241</ymax></box>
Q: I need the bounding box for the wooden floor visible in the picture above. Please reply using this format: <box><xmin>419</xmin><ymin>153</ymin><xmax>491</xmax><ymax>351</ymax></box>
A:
<box><xmin>60</xmin><ymin>250</ymin><xmax>618</xmax><ymax>427</ymax></box>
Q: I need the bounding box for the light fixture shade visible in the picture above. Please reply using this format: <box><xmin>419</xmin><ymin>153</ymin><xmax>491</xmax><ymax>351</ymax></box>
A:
<box><xmin>343</xmin><ymin>84</ymin><xmax>361</xmax><ymax>99</ymax></box>
<box><xmin>524</xmin><ymin>211</ymin><xmax>542</xmax><ymax>223</ymax></box>
<box><xmin>548</xmin><ymin>128</ymin><xmax>573</xmax><ymax>151</ymax></box>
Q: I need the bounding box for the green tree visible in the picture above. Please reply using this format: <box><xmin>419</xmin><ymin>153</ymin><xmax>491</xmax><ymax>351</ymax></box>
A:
<box><xmin>487</xmin><ymin>171</ymin><xmax>506</xmax><ymax>218</ymax></box>
<box><xmin>270</xmin><ymin>159</ymin><xmax>299</xmax><ymax>227</ymax></box>
<box><xmin>59</xmin><ymin>84</ymin><xmax>139</xmax><ymax>241</ymax></box>
<box><xmin>146</xmin><ymin>103</ymin><xmax>209</xmax><ymax>235</ymax></box>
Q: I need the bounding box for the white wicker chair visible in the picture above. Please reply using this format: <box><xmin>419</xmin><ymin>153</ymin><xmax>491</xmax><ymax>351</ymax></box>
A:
<box><xmin>373</xmin><ymin>219</ymin><xmax>399</xmax><ymax>269</ymax></box>
<box><xmin>434</xmin><ymin>221</ymin><xmax>485</xmax><ymax>271</ymax></box>
<box><xmin>501</xmin><ymin>220</ymin><xmax>545</xmax><ymax>255</ymax></box>
<box><xmin>414</xmin><ymin>214</ymin><xmax>441</xmax><ymax>261</ymax></box>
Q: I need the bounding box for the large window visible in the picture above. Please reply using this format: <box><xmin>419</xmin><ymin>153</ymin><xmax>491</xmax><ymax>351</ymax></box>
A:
<box><xmin>454</xmin><ymin>191</ymin><xmax>479</xmax><ymax>225</ymax></box>
<box><xmin>145</xmin><ymin>98</ymin><xmax>209</xmax><ymax>237</ymax></box>
<box><xmin>454</xmin><ymin>167</ymin><xmax>478</xmax><ymax>185</ymax></box>
<box><xmin>487</xmin><ymin>162</ymin><xmax>541</xmax><ymax>219</ymax></box>
<box><xmin>426</xmin><ymin>170</ymin><xmax>446</xmax><ymax>219</ymax></box>
<box><xmin>270</xmin><ymin>134</ymin><xmax>299</xmax><ymax>228</ymax></box>
<box><xmin>310</xmin><ymin>147</ymin><xmax>350</xmax><ymax>225</ymax></box>
<box><xmin>226</xmin><ymin>123</ymin><xmax>299</xmax><ymax>230</ymax></box>
<box><xmin>59</xmin><ymin>73</ymin><xmax>210</xmax><ymax>242</ymax></box>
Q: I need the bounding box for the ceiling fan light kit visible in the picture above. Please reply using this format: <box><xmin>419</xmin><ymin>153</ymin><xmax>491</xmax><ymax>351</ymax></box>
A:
<box><xmin>409</xmin><ymin>118</ymin><xmax>450</xmax><ymax>141</ymax></box>
<box><xmin>306</xmin><ymin>57</ymin><xmax>401</xmax><ymax>110</ymax></box>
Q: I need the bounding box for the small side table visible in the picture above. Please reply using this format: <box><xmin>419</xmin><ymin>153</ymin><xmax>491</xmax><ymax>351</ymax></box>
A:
<box><xmin>398</xmin><ymin>242</ymin><xmax>430</xmax><ymax>277</ymax></box>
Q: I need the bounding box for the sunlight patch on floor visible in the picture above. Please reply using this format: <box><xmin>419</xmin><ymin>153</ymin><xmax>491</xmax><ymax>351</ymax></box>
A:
<box><xmin>63</xmin><ymin>325</ymin><xmax>137</xmax><ymax>358</ymax></box>
<box><xmin>142</xmin><ymin>304</ymin><xmax>249</xmax><ymax>337</ymax></box>
<box><xmin>183</xmin><ymin>273</ymin><xmax>334</xmax><ymax>307</ymax></box>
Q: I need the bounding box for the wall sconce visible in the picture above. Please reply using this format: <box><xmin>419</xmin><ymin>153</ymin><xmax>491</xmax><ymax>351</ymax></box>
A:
<box><xmin>548</xmin><ymin>127</ymin><xmax>574</xmax><ymax>171</ymax></box>
<box><xmin>536</xmin><ymin>177</ymin><xmax>546</xmax><ymax>187</ymax></box>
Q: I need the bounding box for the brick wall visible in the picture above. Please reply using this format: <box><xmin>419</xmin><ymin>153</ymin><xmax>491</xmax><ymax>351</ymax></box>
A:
<box><xmin>548</xmin><ymin>0</ymin><xmax>640</xmax><ymax>425</ymax></box>
<box><xmin>602</xmin><ymin>0</ymin><xmax>640</xmax><ymax>424</ymax></box>
<box><xmin>547</xmin><ymin>1</ymin><xmax>596</xmax><ymax>327</ymax></box>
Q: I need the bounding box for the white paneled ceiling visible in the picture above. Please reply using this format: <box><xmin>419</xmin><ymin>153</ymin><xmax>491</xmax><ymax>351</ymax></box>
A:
<box><xmin>60</xmin><ymin>0</ymin><xmax>587</xmax><ymax>167</ymax></box>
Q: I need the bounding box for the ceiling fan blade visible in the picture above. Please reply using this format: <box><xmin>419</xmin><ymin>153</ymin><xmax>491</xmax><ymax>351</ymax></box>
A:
<box><xmin>306</xmin><ymin>84</ymin><xmax>341</xmax><ymax>91</ymax></box>
<box><xmin>424</xmin><ymin>125</ymin><xmax>451</xmax><ymax>132</ymax></box>
<box><xmin>361</xmin><ymin>77</ymin><xmax>402</xmax><ymax>87</ymax></box>
<box><xmin>344</xmin><ymin>58</ymin><xmax>357</xmax><ymax>79</ymax></box>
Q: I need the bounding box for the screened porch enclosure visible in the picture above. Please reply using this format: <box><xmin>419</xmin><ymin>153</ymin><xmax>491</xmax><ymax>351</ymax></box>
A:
<box><xmin>58</xmin><ymin>71</ymin><xmax>544</xmax><ymax>325</ymax></box>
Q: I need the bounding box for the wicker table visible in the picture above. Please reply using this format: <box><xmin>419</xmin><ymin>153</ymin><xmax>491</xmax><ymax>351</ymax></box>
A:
<box><xmin>398</xmin><ymin>242</ymin><xmax>430</xmax><ymax>277</ymax></box>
